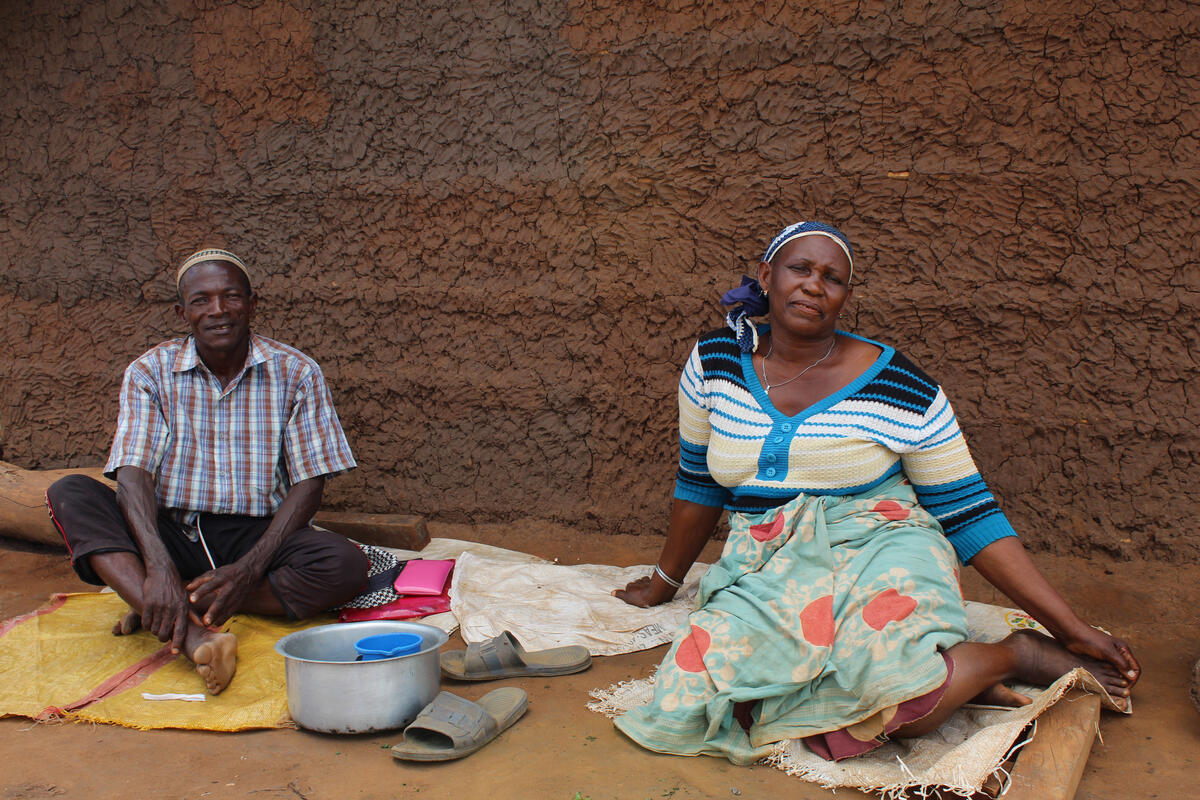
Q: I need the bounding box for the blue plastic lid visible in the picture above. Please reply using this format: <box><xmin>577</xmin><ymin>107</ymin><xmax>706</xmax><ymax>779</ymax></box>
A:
<box><xmin>354</xmin><ymin>632</ymin><xmax>423</xmax><ymax>660</ymax></box>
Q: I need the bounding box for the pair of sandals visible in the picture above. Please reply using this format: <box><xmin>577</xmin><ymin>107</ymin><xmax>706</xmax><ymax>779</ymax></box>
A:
<box><xmin>391</xmin><ymin>631</ymin><xmax>591</xmax><ymax>762</ymax></box>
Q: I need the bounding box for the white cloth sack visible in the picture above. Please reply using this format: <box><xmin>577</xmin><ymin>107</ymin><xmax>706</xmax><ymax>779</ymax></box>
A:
<box><xmin>413</xmin><ymin>538</ymin><xmax>706</xmax><ymax>655</ymax></box>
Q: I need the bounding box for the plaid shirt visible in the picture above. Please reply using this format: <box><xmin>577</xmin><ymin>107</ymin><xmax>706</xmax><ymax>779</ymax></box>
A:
<box><xmin>105</xmin><ymin>334</ymin><xmax>356</xmax><ymax>521</ymax></box>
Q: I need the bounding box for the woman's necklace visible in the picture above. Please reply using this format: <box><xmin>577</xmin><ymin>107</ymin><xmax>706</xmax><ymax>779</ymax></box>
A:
<box><xmin>760</xmin><ymin>336</ymin><xmax>837</xmax><ymax>392</ymax></box>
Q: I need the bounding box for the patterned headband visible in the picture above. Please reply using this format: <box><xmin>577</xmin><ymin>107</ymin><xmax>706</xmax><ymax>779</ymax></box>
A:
<box><xmin>722</xmin><ymin>221</ymin><xmax>856</xmax><ymax>353</ymax></box>
<box><xmin>176</xmin><ymin>248</ymin><xmax>250</xmax><ymax>288</ymax></box>
<box><xmin>762</xmin><ymin>221</ymin><xmax>854</xmax><ymax>283</ymax></box>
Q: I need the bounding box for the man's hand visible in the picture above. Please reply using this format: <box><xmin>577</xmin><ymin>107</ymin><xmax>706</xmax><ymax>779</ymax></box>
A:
<box><xmin>140</xmin><ymin>568</ymin><xmax>195</xmax><ymax>654</ymax></box>
<box><xmin>116</xmin><ymin>466</ymin><xmax>199</xmax><ymax>652</ymax></box>
<box><xmin>186</xmin><ymin>562</ymin><xmax>258</xmax><ymax>628</ymax></box>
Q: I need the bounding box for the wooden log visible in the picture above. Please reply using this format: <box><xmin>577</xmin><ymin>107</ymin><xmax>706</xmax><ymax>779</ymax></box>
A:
<box><xmin>1004</xmin><ymin>689</ymin><xmax>1101</xmax><ymax>800</ymax></box>
<box><xmin>1192</xmin><ymin>656</ymin><xmax>1200</xmax><ymax>715</ymax></box>
<box><xmin>0</xmin><ymin>461</ymin><xmax>112</xmax><ymax>548</ymax></box>
<box><xmin>0</xmin><ymin>461</ymin><xmax>429</xmax><ymax>552</ymax></box>
<box><xmin>312</xmin><ymin>511</ymin><xmax>430</xmax><ymax>550</ymax></box>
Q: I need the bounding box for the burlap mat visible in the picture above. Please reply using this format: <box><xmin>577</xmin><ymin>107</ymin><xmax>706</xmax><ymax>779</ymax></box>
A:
<box><xmin>587</xmin><ymin>601</ymin><xmax>1129</xmax><ymax>798</ymax></box>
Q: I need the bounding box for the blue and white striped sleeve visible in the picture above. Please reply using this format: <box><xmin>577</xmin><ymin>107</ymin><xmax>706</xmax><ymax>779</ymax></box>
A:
<box><xmin>901</xmin><ymin>388</ymin><xmax>1016</xmax><ymax>563</ymax></box>
<box><xmin>673</xmin><ymin>342</ymin><xmax>731</xmax><ymax>508</ymax></box>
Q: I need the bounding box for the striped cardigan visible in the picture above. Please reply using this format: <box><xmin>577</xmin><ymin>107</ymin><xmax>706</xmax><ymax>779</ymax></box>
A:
<box><xmin>674</xmin><ymin>326</ymin><xmax>1016</xmax><ymax>563</ymax></box>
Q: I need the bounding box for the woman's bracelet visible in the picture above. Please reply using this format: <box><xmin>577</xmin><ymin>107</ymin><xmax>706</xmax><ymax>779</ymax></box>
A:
<box><xmin>654</xmin><ymin>563</ymin><xmax>684</xmax><ymax>589</ymax></box>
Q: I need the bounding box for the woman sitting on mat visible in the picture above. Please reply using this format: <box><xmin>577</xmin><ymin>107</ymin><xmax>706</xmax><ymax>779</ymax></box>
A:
<box><xmin>612</xmin><ymin>220</ymin><xmax>1140</xmax><ymax>763</ymax></box>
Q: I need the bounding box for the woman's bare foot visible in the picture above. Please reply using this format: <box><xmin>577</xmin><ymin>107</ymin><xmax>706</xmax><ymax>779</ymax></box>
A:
<box><xmin>111</xmin><ymin>609</ymin><xmax>142</xmax><ymax>636</ymax></box>
<box><xmin>972</xmin><ymin>682</ymin><xmax>1031</xmax><ymax>707</ymax></box>
<box><xmin>1005</xmin><ymin>630</ymin><xmax>1128</xmax><ymax>699</ymax></box>
<box><xmin>189</xmin><ymin>631</ymin><xmax>238</xmax><ymax>695</ymax></box>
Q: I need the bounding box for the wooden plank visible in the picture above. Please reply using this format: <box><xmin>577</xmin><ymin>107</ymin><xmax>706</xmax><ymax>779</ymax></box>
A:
<box><xmin>1003</xmin><ymin>690</ymin><xmax>1101</xmax><ymax>800</ymax></box>
<box><xmin>312</xmin><ymin>511</ymin><xmax>431</xmax><ymax>551</ymax></box>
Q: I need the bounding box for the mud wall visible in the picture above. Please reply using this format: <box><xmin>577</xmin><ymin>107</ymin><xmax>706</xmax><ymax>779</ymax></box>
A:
<box><xmin>2</xmin><ymin>0</ymin><xmax>1197</xmax><ymax>561</ymax></box>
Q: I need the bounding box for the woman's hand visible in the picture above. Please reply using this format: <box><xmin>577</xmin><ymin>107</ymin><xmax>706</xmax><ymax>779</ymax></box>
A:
<box><xmin>613</xmin><ymin>574</ymin><xmax>678</xmax><ymax>608</ymax></box>
<box><xmin>1060</xmin><ymin>624</ymin><xmax>1141</xmax><ymax>688</ymax></box>
<box><xmin>613</xmin><ymin>499</ymin><xmax>722</xmax><ymax>608</ymax></box>
<box><xmin>971</xmin><ymin>536</ymin><xmax>1141</xmax><ymax>694</ymax></box>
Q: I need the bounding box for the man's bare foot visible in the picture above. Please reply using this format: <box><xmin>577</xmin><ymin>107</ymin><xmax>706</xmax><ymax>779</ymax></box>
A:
<box><xmin>971</xmin><ymin>682</ymin><xmax>1031</xmax><ymax>707</ymax></box>
<box><xmin>1005</xmin><ymin>630</ymin><xmax>1128</xmax><ymax>699</ymax></box>
<box><xmin>189</xmin><ymin>632</ymin><xmax>238</xmax><ymax>695</ymax></box>
<box><xmin>111</xmin><ymin>609</ymin><xmax>142</xmax><ymax>636</ymax></box>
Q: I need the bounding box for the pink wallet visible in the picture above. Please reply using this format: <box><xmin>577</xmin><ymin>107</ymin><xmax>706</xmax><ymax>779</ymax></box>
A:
<box><xmin>392</xmin><ymin>559</ymin><xmax>455</xmax><ymax>596</ymax></box>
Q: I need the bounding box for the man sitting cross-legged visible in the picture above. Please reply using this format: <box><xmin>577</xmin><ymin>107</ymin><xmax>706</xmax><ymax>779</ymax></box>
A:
<box><xmin>46</xmin><ymin>248</ymin><xmax>368</xmax><ymax>694</ymax></box>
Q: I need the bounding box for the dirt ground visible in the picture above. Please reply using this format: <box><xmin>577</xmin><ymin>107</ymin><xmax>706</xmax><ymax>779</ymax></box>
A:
<box><xmin>1</xmin><ymin>521</ymin><xmax>1197</xmax><ymax>800</ymax></box>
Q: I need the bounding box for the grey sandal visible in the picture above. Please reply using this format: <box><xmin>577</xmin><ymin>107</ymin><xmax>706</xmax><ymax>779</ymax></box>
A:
<box><xmin>440</xmin><ymin>631</ymin><xmax>592</xmax><ymax>681</ymax></box>
<box><xmin>390</xmin><ymin>688</ymin><xmax>528</xmax><ymax>762</ymax></box>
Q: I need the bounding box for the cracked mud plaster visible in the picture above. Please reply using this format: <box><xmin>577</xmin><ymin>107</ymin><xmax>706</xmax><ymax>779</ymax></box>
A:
<box><xmin>1</xmin><ymin>0</ymin><xmax>1197</xmax><ymax>561</ymax></box>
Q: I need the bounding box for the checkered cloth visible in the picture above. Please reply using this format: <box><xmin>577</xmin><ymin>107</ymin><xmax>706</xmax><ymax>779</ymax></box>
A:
<box><xmin>336</xmin><ymin>544</ymin><xmax>407</xmax><ymax>609</ymax></box>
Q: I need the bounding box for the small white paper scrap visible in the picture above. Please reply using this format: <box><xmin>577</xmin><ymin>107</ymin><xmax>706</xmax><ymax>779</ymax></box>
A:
<box><xmin>141</xmin><ymin>692</ymin><xmax>206</xmax><ymax>702</ymax></box>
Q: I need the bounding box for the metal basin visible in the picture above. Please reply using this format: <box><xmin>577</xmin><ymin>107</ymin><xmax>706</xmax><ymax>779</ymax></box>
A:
<box><xmin>275</xmin><ymin>620</ymin><xmax>448</xmax><ymax>734</ymax></box>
